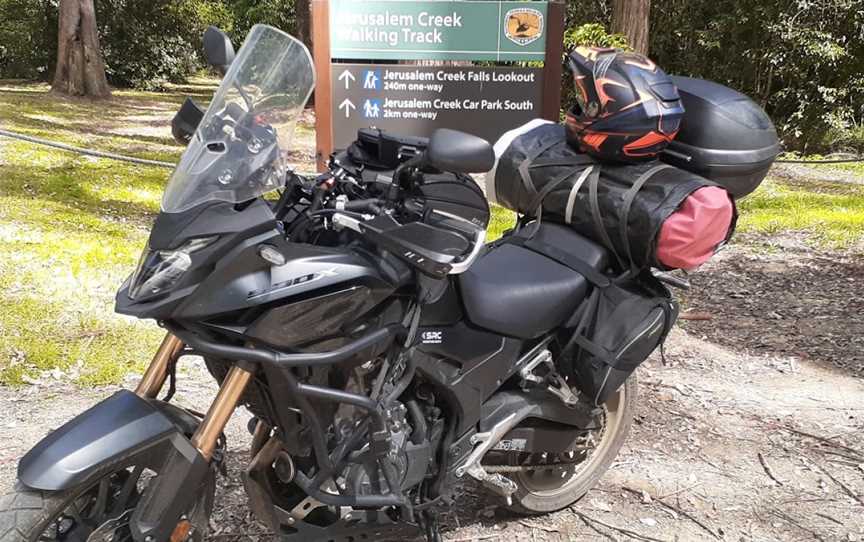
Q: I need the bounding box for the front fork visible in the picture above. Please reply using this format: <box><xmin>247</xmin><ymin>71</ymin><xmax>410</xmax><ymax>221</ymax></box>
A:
<box><xmin>136</xmin><ymin>332</ymin><xmax>253</xmax><ymax>460</ymax></box>
<box><xmin>132</xmin><ymin>332</ymin><xmax>254</xmax><ymax>541</ymax></box>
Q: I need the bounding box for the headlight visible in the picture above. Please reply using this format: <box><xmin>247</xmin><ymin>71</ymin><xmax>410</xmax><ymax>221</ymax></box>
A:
<box><xmin>128</xmin><ymin>236</ymin><xmax>218</xmax><ymax>301</ymax></box>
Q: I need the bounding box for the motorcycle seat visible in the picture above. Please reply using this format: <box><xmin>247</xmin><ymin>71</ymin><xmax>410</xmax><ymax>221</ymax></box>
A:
<box><xmin>458</xmin><ymin>223</ymin><xmax>608</xmax><ymax>339</ymax></box>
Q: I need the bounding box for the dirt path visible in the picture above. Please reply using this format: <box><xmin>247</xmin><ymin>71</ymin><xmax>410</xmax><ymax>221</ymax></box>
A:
<box><xmin>1</xmin><ymin>329</ymin><xmax>862</xmax><ymax>541</ymax></box>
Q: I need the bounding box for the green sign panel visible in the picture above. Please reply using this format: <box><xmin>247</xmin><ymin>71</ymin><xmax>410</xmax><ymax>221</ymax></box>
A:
<box><xmin>330</xmin><ymin>0</ymin><xmax>548</xmax><ymax>61</ymax></box>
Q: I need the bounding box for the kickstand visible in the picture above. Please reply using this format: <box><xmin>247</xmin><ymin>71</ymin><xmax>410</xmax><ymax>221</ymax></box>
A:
<box><xmin>420</xmin><ymin>510</ymin><xmax>442</xmax><ymax>542</ymax></box>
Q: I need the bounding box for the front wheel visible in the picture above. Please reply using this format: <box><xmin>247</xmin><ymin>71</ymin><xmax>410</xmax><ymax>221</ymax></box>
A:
<box><xmin>497</xmin><ymin>376</ymin><xmax>638</xmax><ymax>515</ymax></box>
<box><xmin>0</xmin><ymin>464</ymin><xmax>215</xmax><ymax>542</ymax></box>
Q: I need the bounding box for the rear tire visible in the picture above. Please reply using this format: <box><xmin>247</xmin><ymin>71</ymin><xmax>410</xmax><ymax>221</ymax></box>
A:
<box><xmin>502</xmin><ymin>376</ymin><xmax>638</xmax><ymax>515</ymax></box>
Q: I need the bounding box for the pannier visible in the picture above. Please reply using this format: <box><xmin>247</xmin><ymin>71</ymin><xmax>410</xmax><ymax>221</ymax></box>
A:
<box><xmin>560</xmin><ymin>271</ymin><xmax>678</xmax><ymax>406</ymax></box>
<box><xmin>499</xmin><ymin>226</ymin><xmax>677</xmax><ymax>405</ymax></box>
<box><xmin>661</xmin><ymin>76</ymin><xmax>780</xmax><ymax>199</ymax></box>
<box><xmin>337</xmin><ymin>129</ymin><xmax>490</xmax><ymax>227</ymax></box>
<box><xmin>489</xmin><ymin>122</ymin><xmax>736</xmax><ymax>271</ymax></box>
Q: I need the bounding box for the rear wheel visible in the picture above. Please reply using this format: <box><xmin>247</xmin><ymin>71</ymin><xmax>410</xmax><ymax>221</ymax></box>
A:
<box><xmin>498</xmin><ymin>376</ymin><xmax>637</xmax><ymax>514</ymax></box>
<box><xmin>0</xmin><ymin>464</ymin><xmax>214</xmax><ymax>542</ymax></box>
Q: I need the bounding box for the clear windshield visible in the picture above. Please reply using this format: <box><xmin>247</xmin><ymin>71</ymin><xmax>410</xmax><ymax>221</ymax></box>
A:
<box><xmin>162</xmin><ymin>25</ymin><xmax>315</xmax><ymax>213</ymax></box>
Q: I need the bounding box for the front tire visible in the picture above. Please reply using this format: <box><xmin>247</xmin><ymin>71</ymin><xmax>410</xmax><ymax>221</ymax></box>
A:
<box><xmin>502</xmin><ymin>376</ymin><xmax>638</xmax><ymax>514</ymax></box>
<box><xmin>0</xmin><ymin>465</ymin><xmax>214</xmax><ymax>542</ymax></box>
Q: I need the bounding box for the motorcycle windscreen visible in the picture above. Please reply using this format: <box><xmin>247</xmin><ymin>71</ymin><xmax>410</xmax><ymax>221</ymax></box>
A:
<box><xmin>161</xmin><ymin>25</ymin><xmax>315</xmax><ymax>213</ymax></box>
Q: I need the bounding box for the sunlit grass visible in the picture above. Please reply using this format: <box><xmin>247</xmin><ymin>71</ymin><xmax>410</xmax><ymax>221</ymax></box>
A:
<box><xmin>0</xmin><ymin>82</ymin><xmax>188</xmax><ymax>386</ymax></box>
<box><xmin>737</xmin><ymin>177</ymin><xmax>864</xmax><ymax>247</ymax></box>
<box><xmin>488</xmin><ymin>205</ymin><xmax>516</xmax><ymax>241</ymax></box>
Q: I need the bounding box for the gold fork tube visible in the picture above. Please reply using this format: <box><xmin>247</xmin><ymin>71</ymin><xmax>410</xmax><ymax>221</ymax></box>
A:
<box><xmin>135</xmin><ymin>333</ymin><xmax>185</xmax><ymax>398</ymax></box>
<box><xmin>191</xmin><ymin>365</ymin><xmax>254</xmax><ymax>460</ymax></box>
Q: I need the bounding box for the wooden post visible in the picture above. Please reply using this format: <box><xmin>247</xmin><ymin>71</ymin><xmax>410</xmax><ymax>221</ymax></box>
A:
<box><xmin>541</xmin><ymin>0</ymin><xmax>566</xmax><ymax>122</ymax></box>
<box><xmin>312</xmin><ymin>0</ymin><xmax>333</xmax><ymax>172</ymax></box>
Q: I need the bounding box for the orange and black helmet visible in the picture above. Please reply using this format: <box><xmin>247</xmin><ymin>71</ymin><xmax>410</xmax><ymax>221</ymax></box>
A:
<box><xmin>565</xmin><ymin>47</ymin><xmax>685</xmax><ymax>162</ymax></box>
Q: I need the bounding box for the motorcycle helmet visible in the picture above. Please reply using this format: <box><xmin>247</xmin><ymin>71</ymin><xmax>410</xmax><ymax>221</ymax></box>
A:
<box><xmin>565</xmin><ymin>46</ymin><xmax>685</xmax><ymax>162</ymax></box>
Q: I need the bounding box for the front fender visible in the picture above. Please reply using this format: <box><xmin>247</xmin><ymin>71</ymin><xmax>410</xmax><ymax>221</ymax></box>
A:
<box><xmin>18</xmin><ymin>389</ymin><xmax>194</xmax><ymax>491</ymax></box>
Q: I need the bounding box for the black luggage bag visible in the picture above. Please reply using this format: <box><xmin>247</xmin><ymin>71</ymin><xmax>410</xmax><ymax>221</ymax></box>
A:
<box><xmin>505</xmin><ymin>229</ymin><xmax>678</xmax><ymax>406</ymax></box>
<box><xmin>492</xmin><ymin>122</ymin><xmax>735</xmax><ymax>270</ymax></box>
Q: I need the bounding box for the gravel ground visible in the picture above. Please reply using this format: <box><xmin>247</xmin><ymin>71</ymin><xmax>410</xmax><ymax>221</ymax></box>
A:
<box><xmin>681</xmin><ymin>233</ymin><xmax>864</xmax><ymax>377</ymax></box>
<box><xmin>772</xmin><ymin>162</ymin><xmax>864</xmax><ymax>186</ymax></box>
<box><xmin>1</xmin><ymin>326</ymin><xmax>862</xmax><ymax>542</ymax></box>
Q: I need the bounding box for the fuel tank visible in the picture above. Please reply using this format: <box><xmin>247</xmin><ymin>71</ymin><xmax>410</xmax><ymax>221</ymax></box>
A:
<box><xmin>174</xmin><ymin>234</ymin><xmax>408</xmax><ymax>349</ymax></box>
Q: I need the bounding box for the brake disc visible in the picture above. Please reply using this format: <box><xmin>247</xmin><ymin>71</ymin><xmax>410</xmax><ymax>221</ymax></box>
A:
<box><xmin>86</xmin><ymin>510</ymin><xmax>133</xmax><ymax>542</ymax></box>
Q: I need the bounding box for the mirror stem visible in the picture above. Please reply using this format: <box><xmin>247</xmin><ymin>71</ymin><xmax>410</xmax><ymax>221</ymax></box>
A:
<box><xmin>387</xmin><ymin>154</ymin><xmax>425</xmax><ymax>205</ymax></box>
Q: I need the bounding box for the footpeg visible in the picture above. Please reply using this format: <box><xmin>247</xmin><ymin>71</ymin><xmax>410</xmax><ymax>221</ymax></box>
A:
<box><xmin>545</xmin><ymin>373</ymin><xmax>579</xmax><ymax>407</ymax></box>
<box><xmin>465</xmin><ymin>462</ymin><xmax>518</xmax><ymax>501</ymax></box>
<box><xmin>519</xmin><ymin>349</ymin><xmax>580</xmax><ymax>407</ymax></box>
<box><xmin>454</xmin><ymin>413</ymin><xmax>522</xmax><ymax>502</ymax></box>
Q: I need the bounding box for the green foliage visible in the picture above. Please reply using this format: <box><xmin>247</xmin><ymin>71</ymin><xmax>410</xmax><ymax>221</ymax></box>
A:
<box><xmin>228</xmin><ymin>0</ymin><xmax>296</xmax><ymax>44</ymax></box>
<box><xmin>649</xmin><ymin>0</ymin><xmax>864</xmax><ymax>153</ymax></box>
<box><xmin>0</xmin><ymin>0</ymin><xmax>57</xmax><ymax>79</ymax></box>
<box><xmin>0</xmin><ymin>0</ymin><xmax>282</xmax><ymax>88</ymax></box>
<box><xmin>96</xmin><ymin>0</ymin><xmax>234</xmax><ymax>89</ymax></box>
<box><xmin>563</xmin><ymin>23</ymin><xmax>630</xmax><ymax>51</ymax></box>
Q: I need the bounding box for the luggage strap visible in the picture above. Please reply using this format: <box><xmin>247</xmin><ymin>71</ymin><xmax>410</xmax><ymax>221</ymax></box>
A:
<box><xmin>587</xmin><ymin>163</ymin><xmax>672</xmax><ymax>273</ymax></box>
<box><xmin>587</xmin><ymin>169</ymin><xmax>625</xmax><ymax>270</ymax></box>
<box><xmin>517</xmin><ymin>138</ymin><xmax>596</xmax><ymax>215</ymax></box>
<box><xmin>618</xmin><ymin>164</ymin><xmax>674</xmax><ymax>272</ymax></box>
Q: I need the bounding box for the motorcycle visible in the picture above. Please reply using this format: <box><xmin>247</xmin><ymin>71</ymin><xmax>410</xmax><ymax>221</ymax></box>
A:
<box><xmin>1</xmin><ymin>25</ymin><xmax>644</xmax><ymax>542</ymax></box>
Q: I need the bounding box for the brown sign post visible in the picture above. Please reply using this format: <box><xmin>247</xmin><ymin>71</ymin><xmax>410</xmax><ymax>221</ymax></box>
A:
<box><xmin>312</xmin><ymin>0</ymin><xmax>566</xmax><ymax>172</ymax></box>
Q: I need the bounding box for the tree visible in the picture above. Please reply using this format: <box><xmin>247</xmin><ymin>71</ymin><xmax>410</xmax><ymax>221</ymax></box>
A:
<box><xmin>295</xmin><ymin>0</ymin><xmax>311</xmax><ymax>49</ymax></box>
<box><xmin>52</xmin><ymin>0</ymin><xmax>110</xmax><ymax>98</ymax></box>
<box><xmin>611</xmin><ymin>0</ymin><xmax>650</xmax><ymax>55</ymax></box>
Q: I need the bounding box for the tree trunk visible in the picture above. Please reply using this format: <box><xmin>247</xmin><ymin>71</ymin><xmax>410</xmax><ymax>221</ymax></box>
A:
<box><xmin>296</xmin><ymin>0</ymin><xmax>312</xmax><ymax>50</ymax></box>
<box><xmin>611</xmin><ymin>0</ymin><xmax>651</xmax><ymax>55</ymax></box>
<box><xmin>52</xmin><ymin>0</ymin><xmax>110</xmax><ymax>98</ymax></box>
<box><xmin>297</xmin><ymin>0</ymin><xmax>313</xmax><ymax>105</ymax></box>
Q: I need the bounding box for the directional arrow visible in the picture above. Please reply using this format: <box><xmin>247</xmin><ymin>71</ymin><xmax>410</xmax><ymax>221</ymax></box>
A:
<box><xmin>339</xmin><ymin>99</ymin><xmax>356</xmax><ymax>118</ymax></box>
<box><xmin>338</xmin><ymin>69</ymin><xmax>356</xmax><ymax>90</ymax></box>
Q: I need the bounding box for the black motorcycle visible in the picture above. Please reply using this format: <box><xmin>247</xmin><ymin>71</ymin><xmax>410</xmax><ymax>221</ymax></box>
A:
<box><xmin>2</xmin><ymin>26</ymin><xmax>644</xmax><ymax>542</ymax></box>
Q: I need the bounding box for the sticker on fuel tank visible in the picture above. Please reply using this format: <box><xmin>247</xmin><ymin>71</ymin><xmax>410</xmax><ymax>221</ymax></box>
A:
<box><xmin>247</xmin><ymin>268</ymin><xmax>339</xmax><ymax>299</ymax></box>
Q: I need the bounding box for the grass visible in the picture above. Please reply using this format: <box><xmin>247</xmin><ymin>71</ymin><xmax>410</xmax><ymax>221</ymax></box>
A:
<box><xmin>0</xmin><ymin>80</ymin><xmax>214</xmax><ymax>386</ymax></box>
<box><xmin>737</xmin><ymin>177</ymin><xmax>864</xmax><ymax>248</ymax></box>
<box><xmin>488</xmin><ymin>205</ymin><xmax>516</xmax><ymax>240</ymax></box>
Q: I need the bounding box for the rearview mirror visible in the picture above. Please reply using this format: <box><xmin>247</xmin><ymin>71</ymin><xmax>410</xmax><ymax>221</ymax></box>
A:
<box><xmin>426</xmin><ymin>129</ymin><xmax>495</xmax><ymax>174</ymax></box>
<box><xmin>203</xmin><ymin>26</ymin><xmax>235</xmax><ymax>75</ymax></box>
<box><xmin>171</xmin><ymin>98</ymin><xmax>205</xmax><ymax>145</ymax></box>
